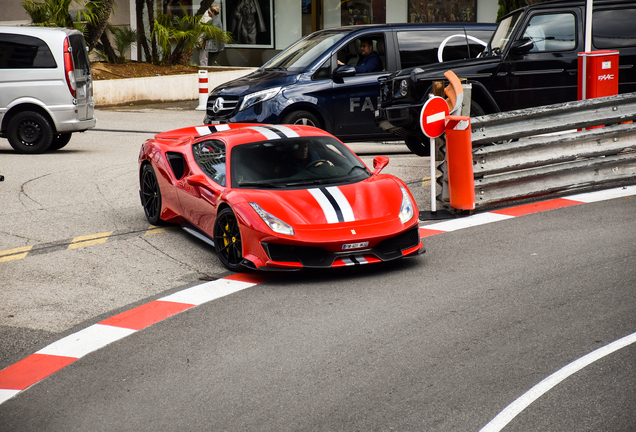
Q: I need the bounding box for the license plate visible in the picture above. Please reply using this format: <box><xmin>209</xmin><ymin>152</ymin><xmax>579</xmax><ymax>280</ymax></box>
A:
<box><xmin>342</xmin><ymin>241</ymin><xmax>369</xmax><ymax>250</ymax></box>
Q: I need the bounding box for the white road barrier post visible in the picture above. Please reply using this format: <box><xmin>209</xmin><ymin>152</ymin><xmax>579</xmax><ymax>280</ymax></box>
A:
<box><xmin>196</xmin><ymin>70</ymin><xmax>208</xmax><ymax>111</ymax></box>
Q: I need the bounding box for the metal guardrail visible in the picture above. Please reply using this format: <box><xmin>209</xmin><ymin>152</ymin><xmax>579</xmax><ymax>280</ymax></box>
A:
<box><xmin>438</xmin><ymin>92</ymin><xmax>636</xmax><ymax>210</ymax></box>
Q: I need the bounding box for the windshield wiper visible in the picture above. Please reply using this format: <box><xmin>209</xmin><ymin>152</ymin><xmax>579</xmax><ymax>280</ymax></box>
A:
<box><xmin>286</xmin><ymin>179</ymin><xmax>340</xmax><ymax>187</ymax></box>
<box><xmin>264</xmin><ymin>66</ymin><xmax>287</xmax><ymax>71</ymax></box>
<box><xmin>239</xmin><ymin>181</ymin><xmax>287</xmax><ymax>188</ymax></box>
<box><xmin>348</xmin><ymin>165</ymin><xmax>368</xmax><ymax>175</ymax></box>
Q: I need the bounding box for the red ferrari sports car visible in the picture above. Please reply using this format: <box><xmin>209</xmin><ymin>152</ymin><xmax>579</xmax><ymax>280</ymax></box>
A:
<box><xmin>138</xmin><ymin>123</ymin><xmax>424</xmax><ymax>271</ymax></box>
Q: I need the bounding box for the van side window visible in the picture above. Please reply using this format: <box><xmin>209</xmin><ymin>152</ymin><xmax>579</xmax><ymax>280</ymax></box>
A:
<box><xmin>313</xmin><ymin>58</ymin><xmax>330</xmax><ymax>80</ymax></box>
<box><xmin>522</xmin><ymin>13</ymin><xmax>576</xmax><ymax>52</ymax></box>
<box><xmin>593</xmin><ymin>8</ymin><xmax>636</xmax><ymax>48</ymax></box>
<box><xmin>0</xmin><ymin>34</ymin><xmax>56</xmax><ymax>68</ymax></box>
<box><xmin>397</xmin><ymin>30</ymin><xmax>470</xmax><ymax>69</ymax></box>
<box><xmin>69</xmin><ymin>34</ymin><xmax>90</xmax><ymax>74</ymax></box>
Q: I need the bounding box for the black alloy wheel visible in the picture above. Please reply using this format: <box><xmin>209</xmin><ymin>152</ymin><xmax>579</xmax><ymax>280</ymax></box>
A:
<box><xmin>7</xmin><ymin>111</ymin><xmax>54</xmax><ymax>154</ymax></box>
<box><xmin>140</xmin><ymin>164</ymin><xmax>163</xmax><ymax>225</ymax></box>
<box><xmin>214</xmin><ymin>207</ymin><xmax>244</xmax><ymax>271</ymax></box>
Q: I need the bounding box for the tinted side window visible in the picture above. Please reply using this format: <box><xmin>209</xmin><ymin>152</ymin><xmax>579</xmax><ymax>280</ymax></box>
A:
<box><xmin>522</xmin><ymin>13</ymin><xmax>576</xmax><ymax>52</ymax></box>
<box><xmin>0</xmin><ymin>33</ymin><xmax>57</xmax><ymax>68</ymax></box>
<box><xmin>398</xmin><ymin>30</ymin><xmax>470</xmax><ymax>69</ymax></box>
<box><xmin>467</xmin><ymin>30</ymin><xmax>492</xmax><ymax>58</ymax></box>
<box><xmin>69</xmin><ymin>34</ymin><xmax>90</xmax><ymax>73</ymax></box>
<box><xmin>193</xmin><ymin>139</ymin><xmax>227</xmax><ymax>186</ymax></box>
<box><xmin>594</xmin><ymin>8</ymin><xmax>636</xmax><ymax>48</ymax></box>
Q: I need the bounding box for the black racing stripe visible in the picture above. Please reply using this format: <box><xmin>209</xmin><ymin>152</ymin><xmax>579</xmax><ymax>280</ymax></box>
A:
<box><xmin>261</xmin><ymin>125</ymin><xmax>288</xmax><ymax>139</ymax></box>
<box><xmin>349</xmin><ymin>255</ymin><xmax>360</xmax><ymax>265</ymax></box>
<box><xmin>320</xmin><ymin>187</ymin><xmax>344</xmax><ymax>222</ymax></box>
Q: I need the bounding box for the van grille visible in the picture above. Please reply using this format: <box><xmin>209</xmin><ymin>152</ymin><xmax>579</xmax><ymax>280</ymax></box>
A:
<box><xmin>206</xmin><ymin>95</ymin><xmax>240</xmax><ymax>118</ymax></box>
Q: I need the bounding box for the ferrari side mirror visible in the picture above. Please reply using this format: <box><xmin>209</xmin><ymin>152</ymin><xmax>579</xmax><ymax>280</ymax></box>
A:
<box><xmin>372</xmin><ymin>156</ymin><xmax>389</xmax><ymax>174</ymax></box>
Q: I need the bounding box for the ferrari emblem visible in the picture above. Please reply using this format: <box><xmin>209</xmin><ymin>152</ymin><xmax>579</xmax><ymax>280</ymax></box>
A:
<box><xmin>351</xmin><ymin>229</ymin><xmax>356</xmax><ymax>234</ymax></box>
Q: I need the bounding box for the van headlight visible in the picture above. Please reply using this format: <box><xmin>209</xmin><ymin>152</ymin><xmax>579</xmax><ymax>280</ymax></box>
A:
<box><xmin>399</xmin><ymin>186</ymin><xmax>414</xmax><ymax>223</ymax></box>
<box><xmin>249</xmin><ymin>202</ymin><xmax>294</xmax><ymax>236</ymax></box>
<box><xmin>239</xmin><ymin>87</ymin><xmax>282</xmax><ymax>112</ymax></box>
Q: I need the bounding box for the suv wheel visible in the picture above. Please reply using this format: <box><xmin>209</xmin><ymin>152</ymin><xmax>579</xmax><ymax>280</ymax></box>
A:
<box><xmin>404</xmin><ymin>136</ymin><xmax>431</xmax><ymax>157</ymax></box>
<box><xmin>48</xmin><ymin>133</ymin><xmax>73</xmax><ymax>151</ymax></box>
<box><xmin>282</xmin><ymin>110</ymin><xmax>322</xmax><ymax>129</ymax></box>
<box><xmin>7</xmin><ymin>111</ymin><xmax>54</xmax><ymax>154</ymax></box>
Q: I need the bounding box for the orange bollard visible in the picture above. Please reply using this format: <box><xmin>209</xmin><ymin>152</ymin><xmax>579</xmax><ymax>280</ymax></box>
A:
<box><xmin>445</xmin><ymin>115</ymin><xmax>475</xmax><ymax>210</ymax></box>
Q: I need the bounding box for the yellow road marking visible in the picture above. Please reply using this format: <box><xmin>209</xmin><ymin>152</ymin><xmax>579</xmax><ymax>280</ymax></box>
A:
<box><xmin>68</xmin><ymin>231</ymin><xmax>113</xmax><ymax>249</ymax></box>
<box><xmin>422</xmin><ymin>174</ymin><xmax>442</xmax><ymax>187</ymax></box>
<box><xmin>145</xmin><ymin>225</ymin><xmax>172</xmax><ymax>235</ymax></box>
<box><xmin>0</xmin><ymin>245</ymin><xmax>33</xmax><ymax>263</ymax></box>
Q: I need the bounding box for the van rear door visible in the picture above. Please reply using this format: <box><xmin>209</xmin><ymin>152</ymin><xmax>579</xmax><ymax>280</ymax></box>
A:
<box><xmin>68</xmin><ymin>34</ymin><xmax>93</xmax><ymax>120</ymax></box>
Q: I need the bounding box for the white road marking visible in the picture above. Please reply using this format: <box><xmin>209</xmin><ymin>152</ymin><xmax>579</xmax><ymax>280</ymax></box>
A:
<box><xmin>480</xmin><ymin>331</ymin><xmax>636</xmax><ymax>432</ymax></box>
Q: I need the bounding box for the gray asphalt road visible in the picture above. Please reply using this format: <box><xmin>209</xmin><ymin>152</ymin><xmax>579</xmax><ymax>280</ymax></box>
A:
<box><xmin>0</xmin><ymin>102</ymin><xmax>634</xmax><ymax>431</ymax></box>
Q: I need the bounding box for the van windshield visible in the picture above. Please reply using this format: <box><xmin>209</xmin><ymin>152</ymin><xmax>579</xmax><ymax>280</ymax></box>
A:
<box><xmin>264</xmin><ymin>30</ymin><xmax>349</xmax><ymax>72</ymax></box>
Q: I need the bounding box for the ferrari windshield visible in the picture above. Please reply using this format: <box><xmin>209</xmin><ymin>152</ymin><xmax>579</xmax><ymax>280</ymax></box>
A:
<box><xmin>231</xmin><ymin>137</ymin><xmax>370</xmax><ymax>189</ymax></box>
<box><xmin>263</xmin><ymin>30</ymin><xmax>349</xmax><ymax>72</ymax></box>
<box><xmin>487</xmin><ymin>11</ymin><xmax>523</xmax><ymax>55</ymax></box>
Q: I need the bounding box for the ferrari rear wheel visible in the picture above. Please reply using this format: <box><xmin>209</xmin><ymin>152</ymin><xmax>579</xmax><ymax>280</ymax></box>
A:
<box><xmin>214</xmin><ymin>207</ymin><xmax>244</xmax><ymax>271</ymax></box>
<box><xmin>140</xmin><ymin>163</ymin><xmax>164</xmax><ymax>225</ymax></box>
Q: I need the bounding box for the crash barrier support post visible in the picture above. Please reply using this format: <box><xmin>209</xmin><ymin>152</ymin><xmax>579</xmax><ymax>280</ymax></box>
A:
<box><xmin>196</xmin><ymin>70</ymin><xmax>208</xmax><ymax>111</ymax></box>
<box><xmin>445</xmin><ymin>116</ymin><xmax>475</xmax><ymax>210</ymax></box>
<box><xmin>437</xmin><ymin>92</ymin><xmax>636</xmax><ymax>211</ymax></box>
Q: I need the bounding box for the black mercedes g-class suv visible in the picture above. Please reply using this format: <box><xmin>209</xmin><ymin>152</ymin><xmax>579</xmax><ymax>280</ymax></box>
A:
<box><xmin>376</xmin><ymin>0</ymin><xmax>636</xmax><ymax>154</ymax></box>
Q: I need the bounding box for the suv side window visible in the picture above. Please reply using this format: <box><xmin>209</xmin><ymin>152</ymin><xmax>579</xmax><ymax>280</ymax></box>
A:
<box><xmin>593</xmin><ymin>8</ymin><xmax>636</xmax><ymax>48</ymax></box>
<box><xmin>397</xmin><ymin>30</ymin><xmax>470</xmax><ymax>68</ymax></box>
<box><xmin>522</xmin><ymin>13</ymin><xmax>576</xmax><ymax>52</ymax></box>
<box><xmin>0</xmin><ymin>33</ymin><xmax>56</xmax><ymax>68</ymax></box>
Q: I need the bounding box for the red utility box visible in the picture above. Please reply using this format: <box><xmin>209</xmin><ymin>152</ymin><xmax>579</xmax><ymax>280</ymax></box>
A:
<box><xmin>578</xmin><ymin>50</ymin><xmax>619</xmax><ymax>100</ymax></box>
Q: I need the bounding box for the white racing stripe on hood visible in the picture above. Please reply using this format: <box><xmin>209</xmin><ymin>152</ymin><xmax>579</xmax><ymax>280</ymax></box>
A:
<box><xmin>326</xmin><ymin>186</ymin><xmax>355</xmax><ymax>222</ymax></box>
<box><xmin>308</xmin><ymin>187</ymin><xmax>355</xmax><ymax>224</ymax></box>
<box><xmin>308</xmin><ymin>188</ymin><xmax>339</xmax><ymax>223</ymax></box>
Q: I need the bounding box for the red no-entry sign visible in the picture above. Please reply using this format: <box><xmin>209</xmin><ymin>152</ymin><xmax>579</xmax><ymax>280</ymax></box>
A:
<box><xmin>420</xmin><ymin>96</ymin><xmax>449</xmax><ymax>138</ymax></box>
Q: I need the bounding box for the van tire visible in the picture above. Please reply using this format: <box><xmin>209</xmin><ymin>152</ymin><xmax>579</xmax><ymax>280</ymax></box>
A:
<box><xmin>49</xmin><ymin>133</ymin><xmax>73</xmax><ymax>151</ymax></box>
<box><xmin>281</xmin><ymin>110</ymin><xmax>322</xmax><ymax>129</ymax></box>
<box><xmin>7</xmin><ymin>111</ymin><xmax>54</xmax><ymax>154</ymax></box>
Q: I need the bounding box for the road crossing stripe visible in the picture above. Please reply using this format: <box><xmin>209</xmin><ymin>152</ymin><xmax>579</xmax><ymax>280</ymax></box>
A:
<box><xmin>0</xmin><ymin>246</ymin><xmax>33</xmax><ymax>263</ymax></box>
<box><xmin>68</xmin><ymin>231</ymin><xmax>113</xmax><ymax>249</ymax></box>
<box><xmin>0</xmin><ymin>273</ymin><xmax>270</xmax><ymax>405</ymax></box>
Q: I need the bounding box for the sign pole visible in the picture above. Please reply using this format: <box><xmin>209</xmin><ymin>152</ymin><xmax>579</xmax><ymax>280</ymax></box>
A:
<box><xmin>429</xmin><ymin>137</ymin><xmax>436</xmax><ymax>213</ymax></box>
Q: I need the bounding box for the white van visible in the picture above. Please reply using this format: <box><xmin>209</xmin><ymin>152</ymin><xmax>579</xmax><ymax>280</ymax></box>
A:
<box><xmin>0</xmin><ymin>26</ymin><xmax>96</xmax><ymax>153</ymax></box>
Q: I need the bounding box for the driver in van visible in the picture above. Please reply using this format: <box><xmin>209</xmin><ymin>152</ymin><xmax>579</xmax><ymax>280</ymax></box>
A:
<box><xmin>337</xmin><ymin>38</ymin><xmax>382</xmax><ymax>73</ymax></box>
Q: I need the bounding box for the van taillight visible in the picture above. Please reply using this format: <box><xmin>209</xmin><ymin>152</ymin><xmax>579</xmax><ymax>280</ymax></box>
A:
<box><xmin>63</xmin><ymin>38</ymin><xmax>76</xmax><ymax>98</ymax></box>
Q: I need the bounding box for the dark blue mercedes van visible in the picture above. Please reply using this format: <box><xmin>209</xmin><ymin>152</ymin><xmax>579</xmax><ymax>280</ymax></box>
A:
<box><xmin>203</xmin><ymin>23</ymin><xmax>495</xmax><ymax>142</ymax></box>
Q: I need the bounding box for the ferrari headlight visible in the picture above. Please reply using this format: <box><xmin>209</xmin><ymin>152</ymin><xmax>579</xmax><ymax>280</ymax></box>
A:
<box><xmin>239</xmin><ymin>87</ymin><xmax>282</xmax><ymax>112</ymax></box>
<box><xmin>399</xmin><ymin>186</ymin><xmax>414</xmax><ymax>224</ymax></box>
<box><xmin>399</xmin><ymin>79</ymin><xmax>409</xmax><ymax>97</ymax></box>
<box><xmin>249</xmin><ymin>202</ymin><xmax>294</xmax><ymax>236</ymax></box>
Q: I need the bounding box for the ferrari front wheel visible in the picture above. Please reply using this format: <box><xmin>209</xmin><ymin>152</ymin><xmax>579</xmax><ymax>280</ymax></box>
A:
<box><xmin>214</xmin><ymin>207</ymin><xmax>244</xmax><ymax>271</ymax></box>
<box><xmin>140</xmin><ymin>163</ymin><xmax>164</xmax><ymax>225</ymax></box>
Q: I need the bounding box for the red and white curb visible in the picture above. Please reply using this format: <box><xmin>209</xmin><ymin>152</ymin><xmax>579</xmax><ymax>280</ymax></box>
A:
<box><xmin>0</xmin><ymin>272</ymin><xmax>268</xmax><ymax>405</ymax></box>
<box><xmin>419</xmin><ymin>185</ymin><xmax>635</xmax><ymax>238</ymax></box>
<box><xmin>0</xmin><ymin>185</ymin><xmax>634</xmax><ymax>406</ymax></box>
